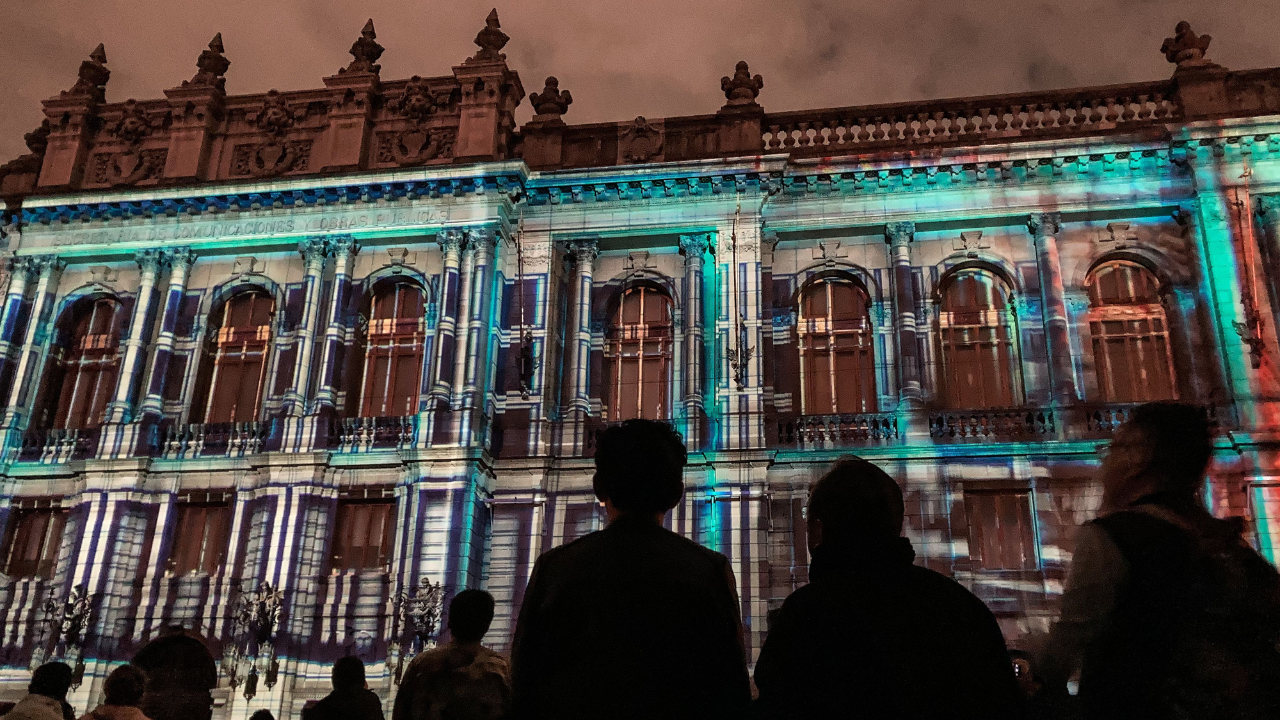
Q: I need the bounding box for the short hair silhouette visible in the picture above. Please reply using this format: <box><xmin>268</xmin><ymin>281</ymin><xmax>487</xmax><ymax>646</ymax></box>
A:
<box><xmin>332</xmin><ymin>656</ymin><xmax>366</xmax><ymax>691</ymax></box>
<box><xmin>103</xmin><ymin>664</ymin><xmax>147</xmax><ymax>706</ymax></box>
<box><xmin>29</xmin><ymin>662</ymin><xmax>73</xmax><ymax>700</ymax></box>
<box><xmin>808</xmin><ymin>456</ymin><xmax>904</xmax><ymax>545</ymax></box>
<box><xmin>448</xmin><ymin>588</ymin><xmax>496</xmax><ymax>643</ymax></box>
<box><xmin>249</xmin><ymin>711</ymin><xmax>276</xmax><ymax>720</ymax></box>
<box><xmin>592</xmin><ymin>419</ymin><xmax>687</xmax><ymax>514</ymax></box>
<box><xmin>1127</xmin><ymin>401</ymin><xmax>1213</xmax><ymax>493</ymax></box>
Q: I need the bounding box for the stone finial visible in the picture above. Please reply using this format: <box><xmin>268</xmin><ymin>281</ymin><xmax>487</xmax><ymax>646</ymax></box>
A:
<box><xmin>530</xmin><ymin>76</ymin><xmax>572</xmax><ymax>118</ymax></box>
<box><xmin>186</xmin><ymin>33</ymin><xmax>230</xmax><ymax>90</ymax></box>
<box><xmin>721</xmin><ymin>60</ymin><xmax>763</xmax><ymax>106</ymax></box>
<box><xmin>341</xmin><ymin>19</ymin><xmax>384</xmax><ymax>75</ymax></box>
<box><xmin>1161</xmin><ymin>21</ymin><xmax>1213</xmax><ymax>68</ymax></box>
<box><xmin>468</xmin><ymin>9</ymin><xmax>509</xmax><ymax>64</ymax></box>
<box><xmin>63</xmin><ymin>43</ymin><xmax>110</xmax><ymax>102</ymax></box>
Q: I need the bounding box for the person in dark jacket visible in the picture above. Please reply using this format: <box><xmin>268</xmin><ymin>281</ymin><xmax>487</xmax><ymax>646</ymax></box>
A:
<box><xmin>753</xmin><ymin>456</ymin><xmax>1023</xmax><ymax>719</ymax></box>
<box><xmin>301</xmin><ymin>657</ymin><xmax>384</xmax><ymax>720</ymax></box>
<box><xmin>2</xmin><ymin>662</ymin><xmax>76</xmax><ymax>720</ymax></box>
<box><xmin>510</xmin><ymin>419</ymin><xmax>751</xmax><ymax>720</ymax></box>
<box><xmin>1039</xmin><ymin>402</ymin><xmax>1280</xmax><ymax>719</ymax></box>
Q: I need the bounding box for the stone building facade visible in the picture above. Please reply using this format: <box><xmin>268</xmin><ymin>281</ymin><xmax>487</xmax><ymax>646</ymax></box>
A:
<box><xmin>1</xmin><ymin>15</ymin><xmax>1280</xmax><ymax>719</ymax></box>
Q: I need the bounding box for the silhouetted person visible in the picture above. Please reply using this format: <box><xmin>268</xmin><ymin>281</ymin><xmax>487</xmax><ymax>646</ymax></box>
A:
<box><xmin>248</xmin><ymin>712</ymin><xmax>275</xmax><ymax>720</ymax></box>
<box><xmin>1040</xmin><ymin>402</ymin><xmax>1280</xmax><ymax>719</ymax></box>
<box><xmin>510</xmin><ymin>419</ymin><xmax>751</xmax><ymax>720</ymax></box>
<box><xmin>393</xmin><ymin>589</ymin><xmax>509</xmax><ymax>720</ymax></box>
<box><xmin>2</xmin><ymin>662</ymin><xmax>75</xmax><ymax>720</ymax></box>
<box><xmin>301</xmin><ymin>657</ymin><xmax>384</xmax><ymax>720</ymax></box>
<box><xmin>78</xmin><ymin>665</ymin><xmax>151</xmax><ymax>720</ymax></box>
<box><xmin>753</xmin><ymin>456</ymin><xmax>1022</xmax><ymax>719</ymax></box>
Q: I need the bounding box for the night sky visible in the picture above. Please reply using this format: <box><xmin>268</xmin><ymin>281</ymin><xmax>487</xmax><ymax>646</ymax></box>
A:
<box><xmin>1</xmin><ymin>0</ymin><xmax>1277</xmax><ymax>163</ymax></box>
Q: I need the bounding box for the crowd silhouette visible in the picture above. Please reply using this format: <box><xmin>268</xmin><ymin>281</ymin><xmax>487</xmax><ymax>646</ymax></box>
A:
<box><xmin>4</xmin><ymin>404</ymin><xmax>1279</xmax><ymax>719</ymax></box>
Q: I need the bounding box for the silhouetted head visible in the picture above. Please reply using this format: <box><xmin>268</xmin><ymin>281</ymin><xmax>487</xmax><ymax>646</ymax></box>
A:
<box><xmin>249</xmin><ymin>710</ymin><xmax>276</xmax><ymax>720</ymax></box>
<box><xmin>29</xmin><ymin>662</ymin><xmax>73</xmax><ymax>701</ymax></box>
<box><xmin>807</xmin><ymin>456</ymin><xmax>904</xmax><ymax>551</ymax></box>
<box><xmin>448</xmin><ymin>589</ymin><xmax>496</xmax><ymax>644</ymax></box>
<box><xmin>1101</xmin><ymin>401</ymin><xmax>1212</xmax><ymax>512</ymax></box>
<box><xmin>103</xmin><ymin>664</ymin><xmax>147</xmax><ymax>707</ymax></box>
<box><xmin>332</xmin><ymin>656</ymin><xmax>366</xmax><ymax>692</ymax></box>
<box><xmin>593</xmin><ymin>419</ymin><xmax>687</xmax><ymax>518</ymax></box>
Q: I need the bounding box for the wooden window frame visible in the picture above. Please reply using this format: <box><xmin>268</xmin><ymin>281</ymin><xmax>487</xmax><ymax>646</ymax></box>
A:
<box><xmin>797</xmin><ymin>277</ymin><xmax>878</xmax><ymax>415</ymax></box>
<box><xmin>603</xmin><ymin>285</ymin><xmax>673</xmax><ymax>422</ymax></box>
<box><xmin>40</xmin><ymin>297</ymin><xmax>122</xmax><ymax>431</ymax></box>
<box><xmin>1086</xmin><ymin>261</ymin><xmax>1178</xmax><ymax>403</ymax></box>
<box><xmin>964</xmin><ymin>488</ymin><xmax>1039</xmax><ymax>572</ymax></box>
<box><xmin>356</xmin><ymin>282</ymin><xmax>426</xmax><ymax>418</ymax></box>
<box><xmin>198</xmin><ymin>291</ymin><xmax>274</xmax><ymax>424</ymax></box>
<box><xmin>937</xmin><ymin>270</ymin><xmax>1023</xmax><ymax>409</ymax></box>
<box><xmin>167</xmin><ymin>492</ymin><xmax>234</xmax><ymax>576</ymax></box>
<box><xmin>1</xmin><ymin>499</ymin><xmax>68</xmax><ymax>579</ymax></box>
<box><xmin>330</xmin><ymin>487</ymin><xmax>396</xmax><ymax>573</ymax></box>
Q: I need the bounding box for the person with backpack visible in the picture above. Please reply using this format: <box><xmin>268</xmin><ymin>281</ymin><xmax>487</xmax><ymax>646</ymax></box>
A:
<box><xmin>1040</xmin><ymin>401</ymin><xmax>1280</xmax><ymax>720</ymax></box>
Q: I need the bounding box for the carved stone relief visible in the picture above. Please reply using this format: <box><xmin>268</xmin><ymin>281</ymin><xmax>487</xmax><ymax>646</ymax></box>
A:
<box><xmin>375</xmin><ymin>129</ymin><xmax>456</xmax><ymax>166</ymax></box>
<box><xmin>234</xmin><ymin>90</ymin><xmax>311</xmax><ymax>178</ymax></box>
<box><xmin>619</xmin><ymin>117</ymin><xmax>663</xmax><ymax>164</ymax></box>
<box><xmin>90</xmin><ymin>149</ymin><xmax>168</xmax><ymax>185</ymax></box>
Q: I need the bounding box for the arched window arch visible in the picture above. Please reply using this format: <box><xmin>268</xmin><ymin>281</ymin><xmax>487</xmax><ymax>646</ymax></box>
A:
<box><xmin>937</xmin><ymin>269</ymin><xmax>1022</xmax><ymax>408</ymax></box>
<box><xmin>796</xmin><ymin>276</ymin><xmax>877</xmax><ymax>414</ymax></box>
<box><xmin>33</xmin><ymin>296</ymin><xmax>123</xmax><ymax>430</ymax></box>
<box><xmin>1086</xmin><ymin>260</ymin><xmax>1176</xmax><ymax>402</ymax></box>
<box><xmin>348</xmin><ymin>280</ymin><xmax>426</xmax><ymax>418</ymax></box>
<box><xmin>603</xmin><ymin>284</ymin><xmax>673</xmax><ymax>421</ymax></box>
<box><xmin>191</xmin><ymin>289</ymin><xmax>274</xmax><ymax>424</ymax></box>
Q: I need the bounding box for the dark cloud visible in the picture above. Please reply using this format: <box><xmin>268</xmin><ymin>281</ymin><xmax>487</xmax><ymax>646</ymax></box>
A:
<box><xmin>1</xmin><ymin>0</ymin><xmax>1277</xmax><ymax>161</ymax></box>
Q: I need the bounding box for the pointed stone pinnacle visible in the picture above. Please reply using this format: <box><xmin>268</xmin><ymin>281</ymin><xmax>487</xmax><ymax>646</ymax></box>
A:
<box><xmin>209</xmin><ymin>33</ymin><xmax>224</xmax><ymax>53</ymax></box>
<box><xmin>362</xmin><ymin>18</ymin><xmax>376</xmax><ymax>38</ymax></box>
<box><xmin>486</xmin><ymin>8</ymin><xmax>500</xmax><ymax>27</ymax></box>
<box><xmin>90</xmin><ymin>43</ymin><xmax>107</xmax><ymax>64</ymax></box>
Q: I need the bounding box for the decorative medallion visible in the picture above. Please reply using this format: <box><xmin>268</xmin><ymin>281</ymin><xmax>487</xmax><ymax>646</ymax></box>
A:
<box><xmin>621</xmin><ymin>116</ymin><xmax>663</xmax><ymax>164</ymax></box>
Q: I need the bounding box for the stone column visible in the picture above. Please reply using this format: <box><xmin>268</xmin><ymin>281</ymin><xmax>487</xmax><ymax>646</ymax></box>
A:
<box><xmin>1256</xmin><ymin>195</ymin><xmax>1280</xmax><ymax>338</ymax></box>
<box><xmin>1029</xmin><ymin>212</ymin><xmax>1078</xmax><ymax>404</ymax></box>
<box><xmin>457</xmin><ymin>229</ymin><xmax>498</xmax><ymax>437</ymax></box>
<box><xmin>567</xmin><ymin>239</ymin><xmax>599</xmax><ymax>415</ymax></box>
<box><xmin>2</xmin><ymin>255</ymin><xmax>65</xmax><ymax>429</ymax></box>
<box><xmin>885</xmin><ymin>222</ymin><xmax>921</xmax><ymax>405</ymax></box>
<box><xmin>310</xmin><ymin>236</ymin><xmax>360</xmax><ymax>414</ymax></box>
<box><xmin>448</xmin><ymin>236</ymin><xmax>479</xmax><ymax>411</ymax></box>
<box><xmin>105</xmin><ymin>249</ymin><xmax>169</xmax><ymax>424</ymax></box>
<box><xmin>427</xmin><ymin>230</ymin><xmax>466</xmax><ymax>407</ymax></box>
<box><xmin>679</xmin><ymin>233</ymin><xmax>712</xmax><ymax>446</ymax></box>
<box><xmin>137</xmin><ymin>249</ymin><xmax>197</xmax><ymax>420</ymax></box>
<box><xmin>283</xmin><ymin>237</ymin><xmax>332</xmax><ymax>416</ymax></box>
<box><xmin>0</xmin><ymin>258</ymin><xmax>36</xmax><ymax>381</ymax></box>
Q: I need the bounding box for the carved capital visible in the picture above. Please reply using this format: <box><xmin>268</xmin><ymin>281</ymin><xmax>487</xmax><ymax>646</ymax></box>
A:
<box><xmin>466</xmin><ymin>227</ymin><xmax>499</xmax><ymax>250</ymax></box>
<box><xmin>28</xmin><ymin>255</ymin><xmax>66</xmax><ymax>276</ymax></box>
<box><xmin>170</xmin><ymin>247</ymin><xmax>198</xmax><ymax>270</ymax></box>
<box><xmin>885</xmin><ymin>221</ymin><xmax>915</xmax><ymax>245</ymax></box>
<box><xmin>298</xmin><ymin>237</ymin><xmax>333</xmax><ymax>263</ymax></box>
<box><xmin>329</xmin><ymin>234</ymin><xmax>361</xmax><ymax>257</ymax></box>
<box><xmin>571</xmin><ymin>239</ymin><xmax>600</xmax><ymax>265</ymax></box>
<box><xmin>679</xmin><ymin>233</ymin><xmax>713</xmax><ymax>259</ymax></box>
<box><xmin>1256</xmin><ymin>194</ymin><xmax>1280</xmax><ymax>227</ymax></box>
<box><xmin>1027</xmin><ymin>212</ymin><xmax>1062</xmax><ymax>238</ymax></box>
<box><xmin>437</xmin><ymin>229</ymin><xmax>467</xmax><ymax>254</ymax></box>
<box><xmin>134</xmin><ymin>248</ymin><xmax>170</xmax><ymax>275</ymax></box>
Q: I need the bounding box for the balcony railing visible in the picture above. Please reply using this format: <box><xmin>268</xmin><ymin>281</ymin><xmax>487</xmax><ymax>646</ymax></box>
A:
<box><xmin>19</xmin><ymin>427</ymin><xmax>100</xmax><ymax>463</ymax></box>
<box><xmin>161</xmin><ymin>421</ymin><xmax>268</xmax><ymax>459</ymax></box>
<box><xmin>330</xmin><ymin>415</ymin><xmax>417</xmax><ymax>453</ymax></box>
<box><xmin>929</xmin><ymin>408</ymin><xmax>1056</xmax><ymax>441</ymax></box>
<box><xmin>1075</xmin><ymin>402</ymin><xmax>1231</xmax><ymax>437</ymax></box>
<box><xmin>777</xmin><ymin>413</ymin><xmax>900</xmax><ymax>450</ymax></box>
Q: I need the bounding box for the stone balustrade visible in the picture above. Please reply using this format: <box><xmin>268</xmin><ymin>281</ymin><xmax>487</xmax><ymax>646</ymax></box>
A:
<box><xmin>763</xmin><ymin>80</ymin><xmax>1179</xmax><ymax>156</ymax></box>
<box><xmin>161</xmin><ymin>421</ymin><xmax>268</xmax><ymax>459</ymax></box>
<box><xmin>19</xmin><ymin>427</ymin><xmax>99</xmax><ymax>463</ymax></box>
<box><xmin>777</xmin><ymin>413</ymin><xmax>900</xmax><ymax>450</ymax></box>
<box><xmin>330</xmin><ymin>415</ymin><xmax>417</xmax><ymax>453</ymax></box>
<box><xmin>929</xmin><ymin>408</ymin><xmax>1057</xmax><ymax>441</ymax></box>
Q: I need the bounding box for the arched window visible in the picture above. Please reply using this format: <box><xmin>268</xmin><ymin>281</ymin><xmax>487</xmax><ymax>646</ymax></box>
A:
<box><xmin>603</xmin><ymin>285</ymin><xmax>673</xmax><ymax>421</ymax></box>
<box><xmin>34</xmin><ymin>297</ymin><xmax>123</xmax><ymax>430</ymax></box>
<box><xmin>192</xmin><ymin>289</ymin><xmax>274</xmax><ymax>424</ymax></box>
<box><xmin>797</xmin><ymin>277</ymin><xmax>877</xmax><ymax>414</ymax></box>
<box><xmin>937</xmin><ymin>269</ymin><xmax>1021</xmax><ymax>408</ymax></box>
<box><xmin>1087</xmin><ymin>260</ymin><xmax>1176</xmax><ymax>402</ymax></box>
<box><xmin>351</xmin><ymin>281</ymin><xmax>426</xmax><ymax>418</ymax></box>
